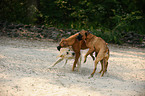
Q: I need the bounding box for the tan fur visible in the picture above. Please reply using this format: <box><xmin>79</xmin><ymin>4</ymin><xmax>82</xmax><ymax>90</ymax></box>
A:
<box><xmin>79</xmin><ymin>30</ymin><xmax>110</xmax><ymax>77</ymax></box>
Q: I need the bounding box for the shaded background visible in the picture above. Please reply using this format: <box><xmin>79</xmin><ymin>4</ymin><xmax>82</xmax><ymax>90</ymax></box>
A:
<box><xmin>0</xmin><ymin>0</ymin><xmax>145</xmax><ymax>45</ymax></box>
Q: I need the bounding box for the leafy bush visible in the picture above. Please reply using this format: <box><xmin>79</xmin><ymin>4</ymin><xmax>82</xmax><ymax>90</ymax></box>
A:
<box><xmin>0</xmin><ymin>0</ymin><xmax>145</xmax><ymax>44</ymax></box>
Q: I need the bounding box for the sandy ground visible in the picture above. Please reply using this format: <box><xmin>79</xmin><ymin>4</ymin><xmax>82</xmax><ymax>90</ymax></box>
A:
<box><xmin>0</xmin><ymin>37</ymin><xmax>145</xmax><ymax>96</ymax></box>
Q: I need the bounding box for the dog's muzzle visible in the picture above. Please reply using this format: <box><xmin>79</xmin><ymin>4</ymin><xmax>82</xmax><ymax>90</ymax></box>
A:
<box><xmin>57</xmin><ymin>46</ymin><xmax>61</xmax><ymax>51</ymax></box>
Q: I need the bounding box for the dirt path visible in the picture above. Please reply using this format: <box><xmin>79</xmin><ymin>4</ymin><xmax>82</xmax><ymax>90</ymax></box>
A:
<box><xmin>0</xmin><ymin>37</ymin><xmax>145</xmax><ymax>96</ymax></box>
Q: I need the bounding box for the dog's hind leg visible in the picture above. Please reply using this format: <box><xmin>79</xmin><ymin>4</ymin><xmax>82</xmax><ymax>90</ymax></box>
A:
<box><xmin>50</xmin><ymin>58</ymin><xmax>63</xmax><ymax>67</ymax></box>
<box><xmin>90</xmin><ymin>51</ymin><xmax>104</xmax><ymax>77</ymax></box>
<box><xmin>99</xmin><ymin>49</ymin><xmax>109</xmax><ymax>76</ymax></box>
<box><xmin>105</xmin><ymin>62</ymin><xmax>108</xmax><ymax>72</ymax></box>
<box><xmin>100</xmin><ymin>59</ymin><xmax>107</xmax><ymax>77</ymax></box>
<box><xmin>99</xmin><ymin>59</ymin><xmax>104</xmax><ymax>73</ymax></box>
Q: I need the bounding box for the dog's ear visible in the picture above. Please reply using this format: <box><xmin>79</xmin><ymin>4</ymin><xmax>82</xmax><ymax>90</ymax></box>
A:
<box><xmin>57</xmin><ymin>46</ymin><xmax>61</xmax><ymax>51</ymax></box>
<box><xmin>85</xmin><ymin>32</ymin><xmax>88</xmax><ymax>37</ymax></box>
<box><xmin>76</xmin><ymin>33</ymin><xmax>82</xmax><ymax>40</ymax></box>
<box><xmin>85</xmin><ymin>31</ymin><xmax>90</xmax><ymax>37</ymax></box>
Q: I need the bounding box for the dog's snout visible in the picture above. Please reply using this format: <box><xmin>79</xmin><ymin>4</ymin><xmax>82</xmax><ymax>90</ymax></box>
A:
<box><xmin>57</xmin><ymin>46</ymin><xmax>61</xmax><ymax>51</ymax></box>
<box><xmin>72</xmin><ymin>52</ymin><xmax>75</xmax><ymax>56</ymax></box>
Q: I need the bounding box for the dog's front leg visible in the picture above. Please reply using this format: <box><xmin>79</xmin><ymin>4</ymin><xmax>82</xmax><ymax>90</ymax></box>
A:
<box><xmin>62</xmin><ymin>59</ymin><xmax>68</xmax><ymax>67</ymax></box>
<box><xmin>76</xmin><ymin>57</ymin><xmax>81</xmax><ymax>72</ymax></box>
<box><xmin>84</xmin><ymin>48</ymin><xmax>94</xmax><ymax>63</ymax></box>
<box><xmin>50</xmin><ymin>58</ymin><xmax>63</xmax><ymax>67</ymax></box>
<box><xmin>72</xmin><ymin>52</ymin><xmax>80</xmax><ymax>71</ymax></box>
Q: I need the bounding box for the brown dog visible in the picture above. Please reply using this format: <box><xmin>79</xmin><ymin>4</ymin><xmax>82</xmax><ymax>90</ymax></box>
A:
<box><xmin>77</xmin><ymin>30</ymin><xmax>110</xmax><ymax>77</ymax></box>
<box><xmin>57</xmin><ymin>33</ymin><xmax>95</xmax><ymax>71</ymax></box>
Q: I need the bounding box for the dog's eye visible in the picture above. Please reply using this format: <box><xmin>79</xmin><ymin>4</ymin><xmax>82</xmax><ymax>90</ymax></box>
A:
<box><xmin>66</xmin><ymin>52</ymin><xmax>69</xmax><ymax>54</ymax></box>
<box><xmin>68</xmin><ymin>49</ymin><xmax>70</xmax><ymax>51</ymax></box>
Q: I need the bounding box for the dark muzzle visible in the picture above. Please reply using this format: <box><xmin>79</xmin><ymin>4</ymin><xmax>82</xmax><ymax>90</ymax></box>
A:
<box><xmin>57</xmin><ymin>46</ymin><xmax>61</xmax><ymax>51</ymax></box>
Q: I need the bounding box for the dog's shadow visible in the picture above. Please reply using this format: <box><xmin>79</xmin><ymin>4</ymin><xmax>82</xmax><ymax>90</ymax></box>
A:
<box><xmin>48</xmin><ymin>65</ymin><xmax>93</xmax><ymax>76</ymax></box>
<box><xmin>78</xmin><ymin>67</ymin><xmax>93</xmax><ymax>76</ymax></box>
<box><xmin>48</xmin><ymin>66</ymin><xmax>125</xmax><ymax>81</ymax></box>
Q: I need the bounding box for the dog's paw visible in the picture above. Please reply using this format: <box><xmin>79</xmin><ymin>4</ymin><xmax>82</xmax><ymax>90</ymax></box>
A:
<box><xmin>48</xmin><ymin>66</ymin><xmax>55</xmax><ymax>69</ymax></box>
<box><xmin>88</xmin><ymin>75</ymin><xmax>93</xmax><ymax>79</ymax></box>
<box><xmin>48</xmin><ymin>67</ymin><xmax>53</xmax><ymax>69</ymax></box>
<box><xmin>88</xmin><ymin>74</ymin><xmax>94</xmax><ymax>79</ymax></box>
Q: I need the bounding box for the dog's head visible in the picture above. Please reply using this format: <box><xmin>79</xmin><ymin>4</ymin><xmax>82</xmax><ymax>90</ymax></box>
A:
<box><xmin>77</xmin><ymin>30</ymin><xmax>90</xmax><ymax>41</ymax></box>
<box><xmin>59</xmin><ymin>48</ymin><xmax>75</xmax><ymax>59</ymax></box>
<box><xmin>57</xmin><ymin>38</ymin><xmax>69</xmax><ymax>51</ymax></box>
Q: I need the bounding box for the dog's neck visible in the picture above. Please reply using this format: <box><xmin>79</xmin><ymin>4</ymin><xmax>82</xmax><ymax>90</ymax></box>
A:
<box><xmin>66</xmin><ymin>33</ymin><xmax>79</xmax><ymax>46</ymax></box>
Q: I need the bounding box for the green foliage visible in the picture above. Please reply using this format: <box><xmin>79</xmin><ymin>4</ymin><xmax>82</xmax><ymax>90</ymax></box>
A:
<box><xmin>91</xmin><ymin>29</ymin><xmax>123</xmax><ymax>44</ymax></box>
<box><xmin>0</xmin><ymin>0</ymin><xmax>39</xmax><ymax>24</ymax></box>
<box><xmin>0</xmin><ymin>0</ymin><xmax>145</xmax><ymax>44</ymax></box>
